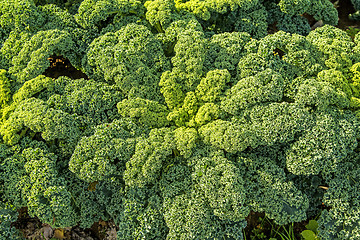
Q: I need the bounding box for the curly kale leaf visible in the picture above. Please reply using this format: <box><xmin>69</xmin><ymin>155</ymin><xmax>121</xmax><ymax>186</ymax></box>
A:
<box><xmin>84</xmin><ymin>23</ymin><xmax>170</xmax><ymax>101</ymax></box>
<box><xmin>69</xmin><ymin>119</ymin><xmax>141</xmax><ymax>183</ymax></box>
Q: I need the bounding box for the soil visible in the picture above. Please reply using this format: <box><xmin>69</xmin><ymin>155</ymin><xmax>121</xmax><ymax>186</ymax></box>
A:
<box><xmin>12</xmin><ymin>208</ymin><xmax>117</xmax><ymax>240</ymax></box>
<box><xmin>10</xmin><ymin>1</ymin><xmax>360</xmax><ymax>239</ymax></box>
<box><xmin>336</xmin><ymin>0</ymin><xmax>360</xmax><ymax>30</ymax></box>
<box><xmin>43</xmin><ymin>55</ymin><xmax>89</xmax><ymax>80</ymax></box>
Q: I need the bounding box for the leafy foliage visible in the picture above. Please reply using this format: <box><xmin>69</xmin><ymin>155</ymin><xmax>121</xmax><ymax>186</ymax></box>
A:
<box><xmin>0</xmin><ymin>203</ymin><xmax>23</xmax><ymax>240</ymax></box>
<box><xmin>0</xmin><ymin>1</ymin><xmax>360</xmax><ymax>239</ymax></box>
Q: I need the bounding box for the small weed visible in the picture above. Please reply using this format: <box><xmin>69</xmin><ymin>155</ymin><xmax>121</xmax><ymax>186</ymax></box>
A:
<box><xmin>300</xmin><ymin>220</ymin><xmax>320</xmax><ymax>240</ymax></box>
<box><xmin>346</xmin><ymin>26</ymin><xmax>360</xmax><ymax>40</ymax></box>
<box><xmin>265</xmin><ymin>218</ymin><xmax>296</xmax><ymax>240</ymax></box>
<box><xmin>243</xmin><ymin>214</ymin><xmax>318</xmax><ymax>240</ymax></box>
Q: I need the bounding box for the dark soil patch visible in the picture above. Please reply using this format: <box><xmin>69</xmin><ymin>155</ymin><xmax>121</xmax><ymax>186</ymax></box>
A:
<box><xmin>43</xmin><ymin>55</ymin><xmax>89</xmax><ymax>80</ymax></box>
<box><xmin>12</xmin><ymin>208</ymin><xmax>117</xmax><ymax>240</ymax></box>
<box><xmin>11</xmin><ymin>207</ymin><xmax>43</xmax><ymax>239</ymax></box>
<box><xmin>244</xmin><ymin>211</ymin><xmax>266</xmax><ymax>239</ymax></box>
<box><xmin>336</xmin><ymin>0</ymin><xmax>360</xmax><ymax>30</ymax></box>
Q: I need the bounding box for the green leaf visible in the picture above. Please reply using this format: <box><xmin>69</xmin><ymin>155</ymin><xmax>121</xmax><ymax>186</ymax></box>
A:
<box><xmin>305</xmin><ymin>220</ymin><xmax>318</xmax><ymax>233</ymax></box>
<box><xmin>301</xmin><ymin>230</ymin><xmax>316</xmax><ymax>240</ymax></box>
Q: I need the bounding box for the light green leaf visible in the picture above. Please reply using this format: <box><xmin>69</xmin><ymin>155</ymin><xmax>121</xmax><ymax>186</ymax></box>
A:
<box><xmin>301</xmin><ymin>230</ymin><xmax>316</xmax><ymax>240</ymax></box>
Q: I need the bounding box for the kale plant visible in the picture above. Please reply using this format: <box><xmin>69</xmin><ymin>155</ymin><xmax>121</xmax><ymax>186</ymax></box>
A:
<box><xmin>1</xmin><ymin>1</ymin><xmax>360</xmax><ymax>240</ymax></box>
